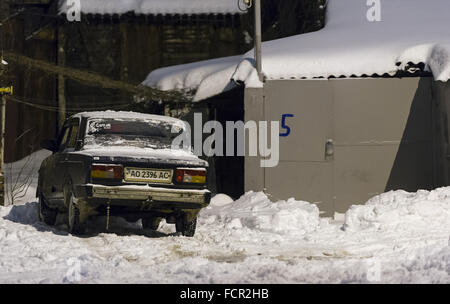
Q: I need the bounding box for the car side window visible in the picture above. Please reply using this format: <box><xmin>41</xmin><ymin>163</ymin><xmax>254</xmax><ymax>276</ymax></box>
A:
<box><xmin>59</xmin><ymin>126</ymin><xmax>71</xmax><ymax>152</ymax></box>
<box><xmin>67</xmin><ymin>124</ymin><xmax>79</xmax><ymax>149</ymax></box>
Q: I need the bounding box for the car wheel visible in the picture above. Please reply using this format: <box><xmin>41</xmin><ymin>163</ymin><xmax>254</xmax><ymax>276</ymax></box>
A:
<box><xmin>175</xmin><ymin>215</ymin><xmax>197</xmax><ymax>237</ymax></box>
<box><xmin>38</xmin><ymin>193</ymin><xmax>57</xmax><ymax>226</ymax></box>
<box><xmin>142</xmin><ymin>217</ymin><xmax>161</xmax><ymax>230</ymax></box>
<box><xmin>66</xmin><ymin>190</ymin><xmax>86</xmax><ymax>235</ymax></box>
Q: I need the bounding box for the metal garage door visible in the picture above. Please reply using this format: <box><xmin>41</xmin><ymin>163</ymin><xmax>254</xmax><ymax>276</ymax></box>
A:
<box><xmin>259</xmin><ymin>77</ymin><xmax>434</xmax><ymax>215</ymax></box>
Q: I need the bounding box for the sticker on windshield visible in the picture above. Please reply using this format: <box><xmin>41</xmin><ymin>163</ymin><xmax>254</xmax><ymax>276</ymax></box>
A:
<box><xmin>89</xmin><ymin>122</ymin><xmax>111</xmax><ymax>134</ymax></box>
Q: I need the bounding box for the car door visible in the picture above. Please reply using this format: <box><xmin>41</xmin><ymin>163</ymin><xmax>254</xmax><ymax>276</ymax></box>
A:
<box><xmin>53</xmin><ymin>118</ymin><xmax>81</xmax><ymax>198</ymax></box>
<box><xmin>41</xmin><ymin>123</ymin><xmax>72</xmax><ymax>204</ymax></box>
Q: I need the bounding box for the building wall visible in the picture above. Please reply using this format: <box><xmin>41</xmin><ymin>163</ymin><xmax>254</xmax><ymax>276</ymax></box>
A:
<box><xmin>245</xmin><ymin>77</ymin><xmax>441</xmax><ymax>215</ymax></box>
<box><xmin>244</xmin><ymin>88</ymin><xmax>265</xmax><ymax>193</ymax></box>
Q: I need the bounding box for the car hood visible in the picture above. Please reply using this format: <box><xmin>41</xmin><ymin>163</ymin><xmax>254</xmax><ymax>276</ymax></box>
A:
<box><xmin>73</xmin><ymin>146</ymin><xmax>208</xmax><ymax>167</ymax></box>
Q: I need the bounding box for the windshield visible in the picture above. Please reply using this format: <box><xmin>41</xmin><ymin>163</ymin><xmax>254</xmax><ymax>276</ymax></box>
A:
<box><xmin>83</xmin><ymin>118</ymin><xmax>184</xmax><ymax>150</ymax></box>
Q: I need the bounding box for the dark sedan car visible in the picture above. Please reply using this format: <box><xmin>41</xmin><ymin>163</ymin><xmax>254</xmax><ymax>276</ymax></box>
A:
<box><xmin>37</xmin><ymin>111</ymin><xmax>211</xmax><ymax>236</ymax></box>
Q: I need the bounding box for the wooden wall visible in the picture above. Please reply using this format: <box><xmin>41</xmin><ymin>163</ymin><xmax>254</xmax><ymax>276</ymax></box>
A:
<box><xmin>3</xmin><ymin>10</ymin><xmax>58</xmax><ymax>163</ymax></box>
<box><xmin>62</xmin><ymin>14</ymin><xmax>249</xmax><ymax>117</ymax></box>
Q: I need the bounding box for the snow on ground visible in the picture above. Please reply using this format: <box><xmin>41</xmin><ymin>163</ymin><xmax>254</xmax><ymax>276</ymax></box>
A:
<box><xmin>0</xmin><ymin>150</ymin><xmax>449</xmax><ymax>283</ymax></box>
<box><xmin>144</xmin><ymin>0</ymin><xmax>450</xmax><ymax>101</ymax></box>
<box><xmin>58</xmin><ymin>0</ymin><xmax>244</xmax><ymax>16</ymax></box>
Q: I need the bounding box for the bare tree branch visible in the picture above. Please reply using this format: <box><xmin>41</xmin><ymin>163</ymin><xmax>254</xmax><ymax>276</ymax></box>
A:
<box><xmin>4</xmin><ymin>51</ymin><xmax>188</xmax><ymax>103</ymax></box>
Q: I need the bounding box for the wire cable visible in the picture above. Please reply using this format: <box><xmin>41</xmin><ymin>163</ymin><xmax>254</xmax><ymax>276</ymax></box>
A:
<box><xmin>5</xmin><ymin>95</ymin><xmax>132</xmax><ymax>114</ymax></box>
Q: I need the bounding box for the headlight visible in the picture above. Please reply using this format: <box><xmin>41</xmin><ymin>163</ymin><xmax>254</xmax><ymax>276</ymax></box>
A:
<box><xmin>175</xmin><ymin>168</ymin><xmax>206</xmax><ymax>184</ymax></box>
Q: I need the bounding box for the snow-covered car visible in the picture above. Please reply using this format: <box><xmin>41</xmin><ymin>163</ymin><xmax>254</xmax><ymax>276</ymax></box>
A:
<box><xmin>37</xmin><ymin>111</ymin><xmax>211</xmax><ymax>236</ymax></box>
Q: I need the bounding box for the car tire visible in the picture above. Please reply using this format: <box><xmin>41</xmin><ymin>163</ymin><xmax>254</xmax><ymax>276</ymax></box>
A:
<box><xmin>175</xmin><ymin>216</ymin><xmax>197</xmax><ymax>237</ymax></box>
<box><xmin>66</xmin><ymin>190</ymin><xmax>86</xmax><ymax>235</ymax></box>
<box><xmin>142</xmin><ymin>217</ymin><xmax>161</xmax><ymax>230</ymax></box>
<box><xmin>38</xmin><ymin>193</ymin><xmax>57</xmax><ymax>226</ymax></box>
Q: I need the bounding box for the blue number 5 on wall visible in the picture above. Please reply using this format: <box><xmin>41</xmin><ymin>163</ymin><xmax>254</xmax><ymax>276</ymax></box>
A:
<box><xmin>280</xmin><ymin>114</ymin><xmax>294</xmax><ymax>137</ymax></box>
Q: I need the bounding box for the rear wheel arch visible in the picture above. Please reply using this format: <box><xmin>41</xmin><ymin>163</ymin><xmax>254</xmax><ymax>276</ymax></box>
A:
<box><xmin>63</xmin><ymin>178</ymin><xmax>87</xmax><ymax>235</ymax></box>
<box><xmin>66</xmin><ymin>191</ymin><xmax>87</xmax><ymax>235</ymax></box>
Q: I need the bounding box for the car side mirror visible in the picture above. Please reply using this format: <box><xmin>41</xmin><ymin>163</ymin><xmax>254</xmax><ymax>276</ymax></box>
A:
<box><xmin>75</xmin><ymin>139</ymin><xmax>83</xmax><ymax>150</ymax></box>
<box><xmin>40</xmin><ymin>139</ymin><xmax>58</xmax><ymax>152</ymax></box>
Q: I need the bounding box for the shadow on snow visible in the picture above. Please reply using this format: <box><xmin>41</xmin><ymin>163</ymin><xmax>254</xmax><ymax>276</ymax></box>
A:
<box><xmin>3</xmin><ymin>201</ymin><xmax>179</xmax><ymax>238</ymax></box>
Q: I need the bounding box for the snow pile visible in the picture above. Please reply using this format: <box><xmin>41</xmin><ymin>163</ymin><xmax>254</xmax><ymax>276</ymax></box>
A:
<box><xmin>58</xmin><ymin>0</ymin><xmax>244</xmax><ymax>16</ymax></box>
<box><xmin>144</xmin><ymin>0</ymin><xmax>450</xmax><ymax>101</ymax></box>
<box><xmin>202</xmin><ymin>191</ymin><xmax>321</xmax><ymax>235</ymax></box>
<box><xmin>344</xmin><ymin>188</ymin><xmax>450</xmax><ymax>233</ymax></box>
<box><xmin>209</xmin><ymin>193</ymin><xmax>234</xmax><ymax>207</ymax></box>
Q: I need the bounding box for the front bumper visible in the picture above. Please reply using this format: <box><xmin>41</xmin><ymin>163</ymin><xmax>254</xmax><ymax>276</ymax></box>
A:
<box><xmin>75</xmin><ymin>184</ymin><xmax>211</xmax><ymax>207</ymax></box>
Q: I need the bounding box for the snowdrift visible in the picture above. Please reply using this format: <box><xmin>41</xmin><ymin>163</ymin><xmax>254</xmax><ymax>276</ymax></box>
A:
<box><xmin>202</xmin><ymin>192</ymin><xmax>320</xmax><ymax>235</ymax></box>
<box><xmin>344</xmin><ymin>188</ymin><xmax>450</xmax><ymax>233</ymax></box>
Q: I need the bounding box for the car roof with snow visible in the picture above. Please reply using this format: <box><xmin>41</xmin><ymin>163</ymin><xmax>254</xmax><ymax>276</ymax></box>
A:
<box><xmin>143</xmin><ymin>0</ymin><xmax>450</xmax><ymax>102</ymax></box>
<box><xmin>72</xmin><ymin>111</ymin><xmax>187</xmax><ymax>129</ymax></box>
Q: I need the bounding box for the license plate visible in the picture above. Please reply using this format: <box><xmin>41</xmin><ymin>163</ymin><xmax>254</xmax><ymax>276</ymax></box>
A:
<box><xmin>124</xmin><ymin>167</ymin><xmax>173</xmax><ymax>184</ymax></box>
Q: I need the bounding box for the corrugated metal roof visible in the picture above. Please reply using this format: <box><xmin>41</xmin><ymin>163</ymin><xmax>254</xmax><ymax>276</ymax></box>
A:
<box><xmin>144</xmin><ymin>0</ymin><xmax>450</xmax><ymax>102</ymax></box>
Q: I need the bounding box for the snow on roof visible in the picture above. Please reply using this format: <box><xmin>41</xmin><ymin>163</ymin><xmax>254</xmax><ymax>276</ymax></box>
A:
<box><xmin>142</xmin><ymin>56</ymin><xmax>246</xmax><ymax>101</ymax></box>
<box><xmin>58</xmin><ymin>0</ymin><xmax>244</xmax><ymax>16</ymax></box>
<box><xmin>143</xmin><ymin>0</ymin><xmax>450</xmax><ymax>101</ymax></box>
